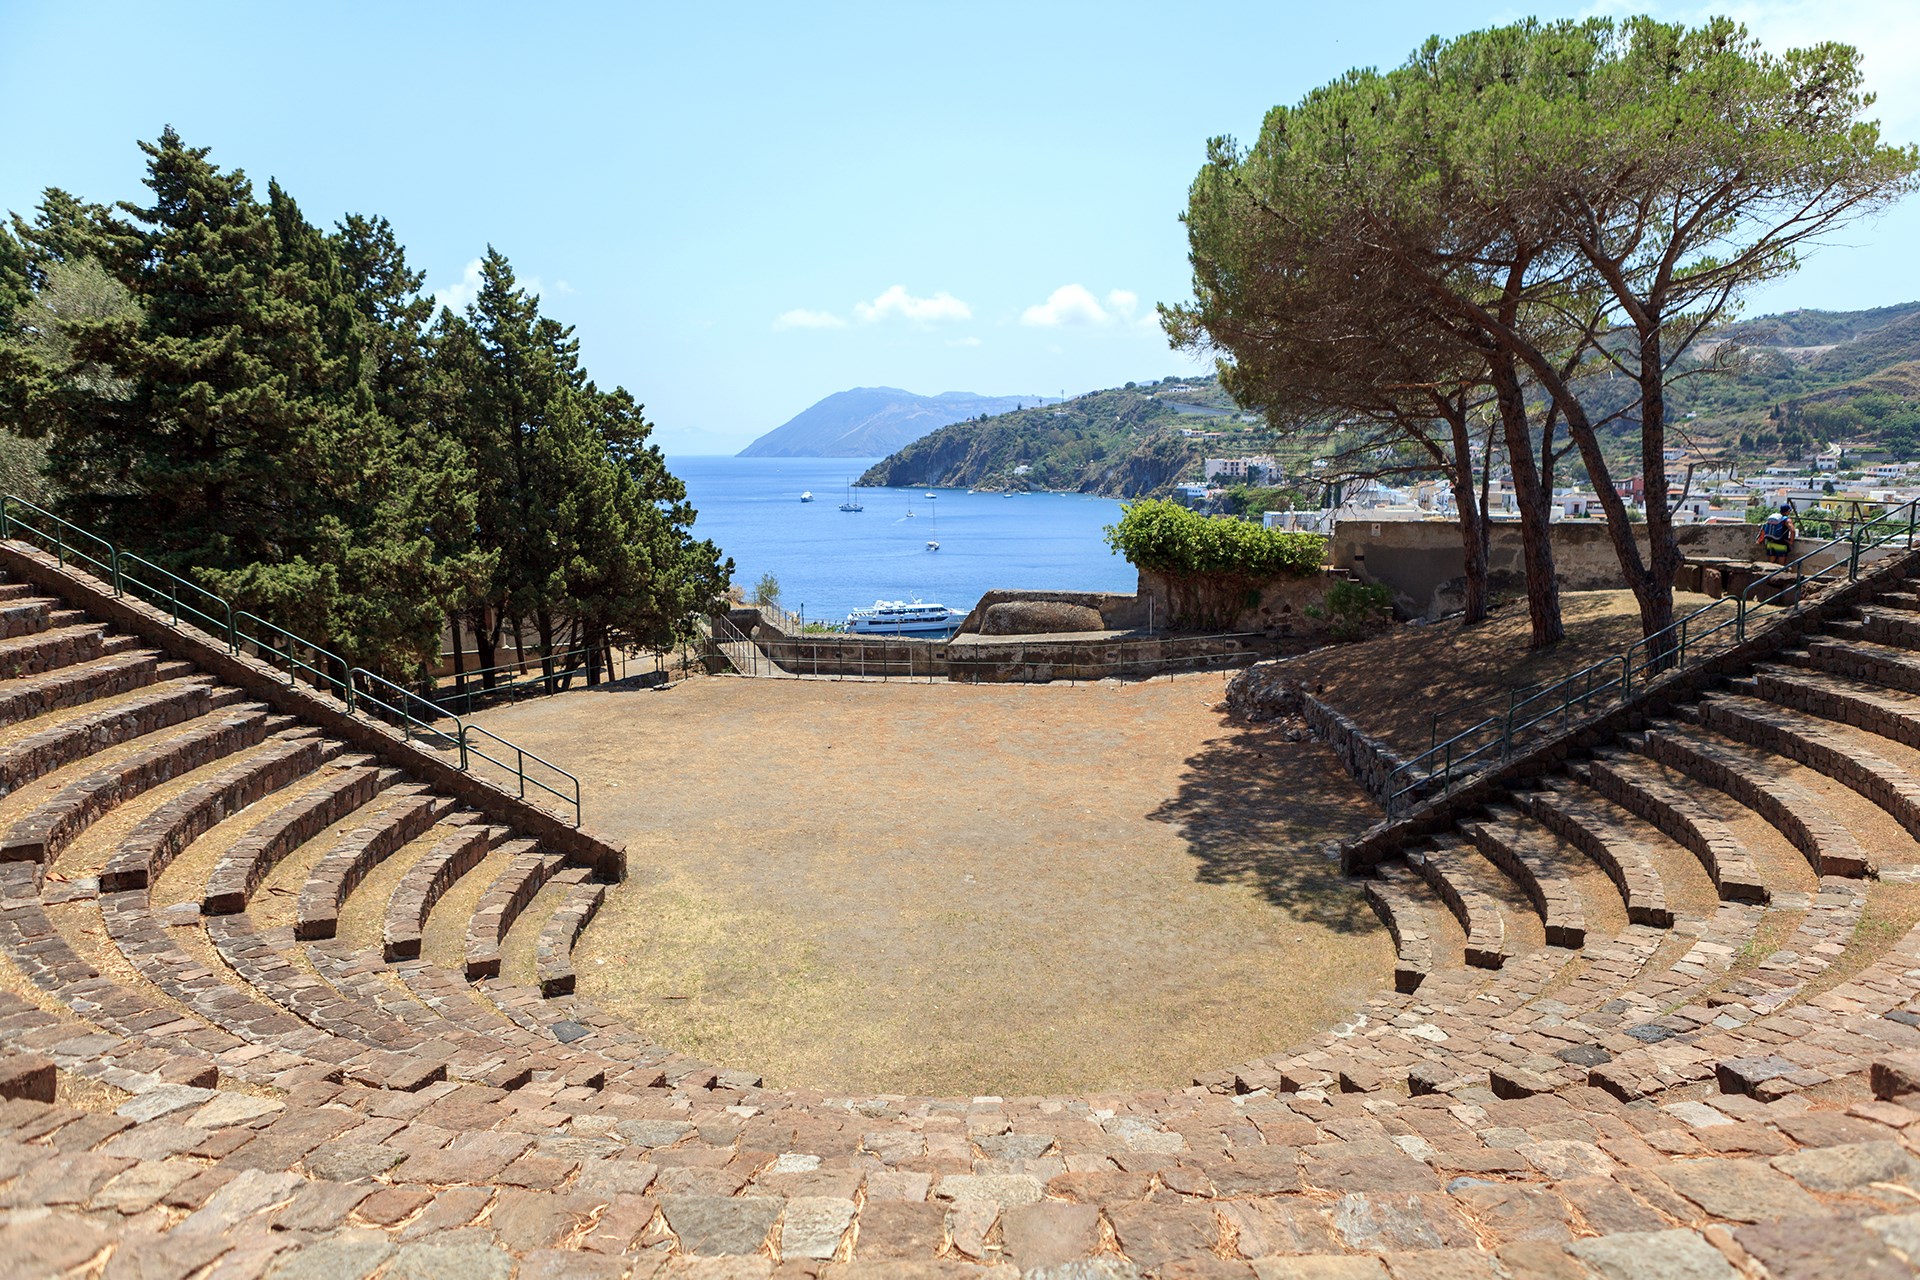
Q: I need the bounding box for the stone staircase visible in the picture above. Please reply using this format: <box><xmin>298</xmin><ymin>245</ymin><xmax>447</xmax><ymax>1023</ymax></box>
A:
<box><xmin>0</xmin><ymin>548</ymin><xmax>1918</xmax><ymax>1276</ymax></box>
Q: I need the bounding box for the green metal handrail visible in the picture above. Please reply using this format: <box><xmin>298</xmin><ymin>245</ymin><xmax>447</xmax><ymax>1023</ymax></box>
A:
<box><xmin>0</xmin><ymin>494</ymin><xmax>581</xmax><ymax>827</ymax></box>
<box><xmin>1383</xmin><ymin>501</ymin><xmax>1920</xmax><ymax>818</ymax></box>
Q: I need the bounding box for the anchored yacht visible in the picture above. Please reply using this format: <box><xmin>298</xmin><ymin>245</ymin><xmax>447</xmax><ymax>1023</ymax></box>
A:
<box><xmin>845</xmin><ymin>599</ymin><xmax>961</xmax><ymax>635</ymax></box>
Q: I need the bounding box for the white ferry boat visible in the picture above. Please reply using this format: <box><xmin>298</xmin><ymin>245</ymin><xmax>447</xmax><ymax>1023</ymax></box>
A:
<box><xmin>845</xmin><ymin>599</ymin><xmax>962</xmax><ymax>635</ymax></box>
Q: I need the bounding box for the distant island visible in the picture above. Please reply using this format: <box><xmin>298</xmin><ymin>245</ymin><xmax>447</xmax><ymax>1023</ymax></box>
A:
<box><xmin>860</xmin><ymin>376</ymin><xmax>1253</xmax><ymax>498</ymax></box>
<box><xmin>737</xmin><ymin>387</ymin><xmax>1057</xmax><ymax>457</ymax></box>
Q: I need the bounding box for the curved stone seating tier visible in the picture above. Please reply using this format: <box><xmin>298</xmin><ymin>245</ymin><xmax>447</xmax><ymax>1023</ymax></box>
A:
<box><xmin>292</xmin><ymin>790</ymin><xmax>453</xmax><ymax>941</ymax></box>
<box><xmin>200</xmin><ymin>758</ymin><xmax>393</xmax><ymax>914</ymax></box>
<box><xmin>1361</xmin><ymin>865</ymin><xmax>1441</xmax><ymax>993</ymax></box>
<box><xmin>1575</xmin><ymin>752</ymin><xmax>1771</xmax><ymax>902</ymax></box>
<box><xmin>534</xmin><ymin>873</ymin><xmax>606</xmax><ymax>996</ymax></box>
<box><xmin>1799</xmin><ymin>632</ymin><xmax>1920</xmax><ymax>694</ymax></box>
<box><xmin>382</xmin><ymin>825</ymin><xmax>504</xmax><ymax>961</ymax></box>
<box><xmin>1458</xmin><ymin>810</ymin><xmax>1589</xmax><ymax>948</ymax></box>
<box><xmin>96</xmin><ymin>731</ymin><xmax>340</xmax><ymax>892</ymax></box>
<box><xmin>0</xmin><ymin>648</ymin><xmax>177</xmax><ymax>733</ymax></box>
<box><xmin>1515</xmin><ymin>780</ymin><xmax>1675</xmax><ymax>927</ymax></box>
<box><xmin>0</xmin><ymin>703</ymin><xmax>279</xmax><ymax>870</ymax></box>
<box><xmin>0</xmin><ymin>677</ymin><xmax>229</xmax><ymax>800</ymax></box>
<box><xmin>1404</xmin><ymin>838</ymin><xmax>1508</xmax><ymax>968</ymax></box>
<box><xmin>1637</xmin><ymin>724</ymin><xmax>1874</xmax><ymax>878</ymax></box>
<box><xmin>464</xmin><ymin>846</ymin><xmax>565</xmax><ymax>979</ymax></box>
<box><xmin>0</xmin><ymin>622</ymin><xmax>136</xmax><ymax>682</ymax></box>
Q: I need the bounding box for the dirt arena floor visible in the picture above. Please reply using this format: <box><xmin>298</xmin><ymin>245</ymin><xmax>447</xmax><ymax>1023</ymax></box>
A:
<box><xmin>469</xmin><ymin>672</ymin><xmax>1391</xmax><ymax>1097</ymax></box>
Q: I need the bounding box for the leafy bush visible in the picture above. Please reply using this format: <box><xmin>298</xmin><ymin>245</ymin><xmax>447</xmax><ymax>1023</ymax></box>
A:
<box><xmin>1306</xmin><ymin>579</ymin><xmax>1394</xmax><ymax>640</ymax></box>
<box><xmin>1104</xmin><ymin>499</ymin><xmax>1325</xmax><ymax>577</ymax></box>
<box><xmin>752</xmin><ymin>572</ymin><xmax>781</xmax><ymax>606</ymax></box>
<box><xmin>1104</xmin><ymin>499</ymin><xmax>1326</xmax><ymax>629</ymax></box>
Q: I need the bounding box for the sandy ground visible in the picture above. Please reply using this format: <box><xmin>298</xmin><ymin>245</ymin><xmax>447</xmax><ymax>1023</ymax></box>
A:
<box><xmin>470</xmin><ymin>673</ymin><xmax>1390</xmax><ymax>1097</ymax></box>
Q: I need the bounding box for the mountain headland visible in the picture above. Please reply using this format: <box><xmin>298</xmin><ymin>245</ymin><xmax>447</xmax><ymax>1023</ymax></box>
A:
<box><xmin>736</xmin><ymin>387</ymin><xmax>1055</xmax><ymax>457</ymax></box>
<box><xmin>860</xmin><ymin>303</ymin><xmax>1920</xmax><ymax>499</ymax></box>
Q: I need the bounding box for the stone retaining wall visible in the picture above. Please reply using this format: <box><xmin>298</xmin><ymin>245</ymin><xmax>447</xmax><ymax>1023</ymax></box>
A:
<box><xmin>1298</xmin><ymin>691</ymin><xmax>1412</xmax><ymax>805</ymax></box>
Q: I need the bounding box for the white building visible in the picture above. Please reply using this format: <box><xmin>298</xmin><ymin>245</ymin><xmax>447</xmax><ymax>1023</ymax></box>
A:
<box><xmin>1204</xmin><ymin>456</ymin><xmax>1282</xmax><ymax>483</ymax></box>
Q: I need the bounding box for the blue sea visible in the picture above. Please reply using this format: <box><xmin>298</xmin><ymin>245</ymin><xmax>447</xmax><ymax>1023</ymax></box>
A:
<box><xmin>669</xmin><ymin>456</ymin><xmax>1137</xmax><ymax>625</ymax></box>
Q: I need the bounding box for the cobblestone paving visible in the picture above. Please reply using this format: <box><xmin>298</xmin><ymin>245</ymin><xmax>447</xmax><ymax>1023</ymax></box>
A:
<box><xmin>2</xmin><ymin>556</ymin><xmax>1920</xmax><ymax>1276</ymax></box>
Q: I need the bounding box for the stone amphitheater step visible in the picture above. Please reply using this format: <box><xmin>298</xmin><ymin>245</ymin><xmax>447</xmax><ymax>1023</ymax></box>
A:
<box><xmin>1589</xmin><ymin>875</ymin><xmax>1871</xmax><ymax>1101</ymax></box>
<box><xmin>1575</xmin><ymin>752</ymin><xmax>1771</xmax><ymax>902</ymax></box>
<box><xmin>200</xmin><ymin>758</ymin><xmax>396</xmax><ymax>914</ymax></box>
<box><xmin>1634</xmin><ymin>722</ymin><xmax>1874</xmax><ymax>877</ymax></box>
<box><xmin>0</xmin><ymin>676</ymin><xmax>236</xmax><ymax>799</ymax></box>
<box><xmin>200</xmin><ymin>912</ymin><xmax>514</xmax><ymax>1089</ymax></box>
<box><xmin>1457</xmin><ymin>809</ymin><xmax>1588</xmax><ymax>948</ymax></box>
<box><xmin>1694</xmin><ymin>691</ymin><xmax>1920</xmax><ymax>846</ymax></box>
<box><xmin>526</xmin><ymin>871</ymin><xmax>599</xmax><ymax>997</ymax></box>
<box><xmin>383</xmin><ymin>826</ymin><xmax>510</xmax><ymax>962</ymax></box>
<box><xmin>0</xmin><ymin>702</ymin><xmax>285</xmax><ymax>871</ymax></box>
<box><xmin>98</xmin><ymin>730</ymin><xmax>344</xmax><ymax>892</ymax></box>
<box><xmin>0</xmin><ymin>621</ymin><xmax>139</xmax><ymax>681</ymax></box>
<box><xmin>0</xmin><ymin>648</ymin><xmax>182</xmax><ymax>734</ymax></box>
<box><xmin>292</xmin><ymin>790</ymin><xmax>454</xmax><ymax>941</ymax></box>
<box><xmin>0</xmin><ymin>595</ymin><xmax>67</xmax><ymax>640</ymax></box>
<box><xmin>1513</xmin><ymin>779</ymin><xmax>1675</xmax><ymax>927</ymax></box>
<box><xmin>465</xmin><ymin>845</ymin><xmax>566</xmax><ymax>980</ymax></box>
<box><xmin>1850</xmin><ymin>601</ymin><xmax>1920</xmax><ymax>648</ymax></box>
<box><xmin>1361</xmin><ymin>863</ymin><xmax>1439</xmax><ymax>993</ymax></box>
<box><xmin>1404</xmin><ymin>837</ymin><xmax>1508</xmax><ymax>968</ymax></box>
<box><xmin>1797</xmin><ymin>632</ymin><xmax>1920</xmax><ymax>695</ymax></box>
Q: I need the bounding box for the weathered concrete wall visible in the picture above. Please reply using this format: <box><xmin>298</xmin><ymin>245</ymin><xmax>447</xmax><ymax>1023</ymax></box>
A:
<box><xmin>1332</xmin><ymin>520</ymin><xmax>1854</xmax><ymax>619</ymax></box>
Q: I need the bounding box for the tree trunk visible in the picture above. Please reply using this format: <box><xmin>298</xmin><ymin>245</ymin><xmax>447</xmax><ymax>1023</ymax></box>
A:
<box><xmin>448</xmin><ymin>613</ymin><xmax>466</xmax><ymax>697</ymax></box>
<box><xmin>473</xmin><ymin>606</ymin><xmax>499</xmax><ymax>690</ymax></box>
<box><xmin>1634</xmin><ymin>324</ymin><xmax>1680</xmax><ymax>657</ymax></box>
<box><xmin>1443</xmin><ymin>408</ymin><xmax>1489</xmax><ymax>626</ymax></box>
<box><xmin>1492</xmin><ymin>355</ymin><xmax>1563</xmax><ymax>649</ymax></box>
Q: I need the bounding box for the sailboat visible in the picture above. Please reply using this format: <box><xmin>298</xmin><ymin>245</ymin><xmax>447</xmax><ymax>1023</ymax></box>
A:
<box><xmin>926</xmin><ymin>500</ymin><xmax>939</xmax><ymax>551</ymax></box>
<box><xmin>838</xmin><ymin>480</ymin><xmax>863</xmax><ymax>512</ymax></box>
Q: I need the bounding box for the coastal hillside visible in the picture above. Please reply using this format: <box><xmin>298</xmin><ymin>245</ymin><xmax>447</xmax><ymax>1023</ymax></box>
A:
<box><xmin>737</xmin><ymin>387</ymin><xmax>1052</xmax><ymax>457</ymax></box>
<box><xmin>1590</xmin><ymin>301</ymin><xmax>1920</xmax><ymax>460</ymax></box>
<box><xmin>860</xmin><ymin>376</ymin><xmax>1260</xmax><ymax>496</ymax></box>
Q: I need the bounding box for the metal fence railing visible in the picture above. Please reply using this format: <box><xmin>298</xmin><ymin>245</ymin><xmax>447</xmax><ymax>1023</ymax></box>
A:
<box><xmin>1382</xmin><ymin>499</ymin><xmax>1920</xmax><ymax>819</ymax></box>
<box><xmin>0</xmin><ymin>495</ymin><xmax>584</xmax><ymax>827</ymax></box>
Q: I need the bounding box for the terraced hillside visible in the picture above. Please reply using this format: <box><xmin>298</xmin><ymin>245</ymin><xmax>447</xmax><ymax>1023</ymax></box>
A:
<box><xmin>1</xmin><ymin>537</ymin><xmax>1919</xmax><ymax>1276</ymax></box>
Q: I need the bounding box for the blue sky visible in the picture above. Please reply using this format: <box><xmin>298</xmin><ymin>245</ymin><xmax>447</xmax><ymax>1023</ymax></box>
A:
<box><xmin>6</xmin><ymin>1</ymin><xmax>1919</xmax><ymax>454</ymax></box>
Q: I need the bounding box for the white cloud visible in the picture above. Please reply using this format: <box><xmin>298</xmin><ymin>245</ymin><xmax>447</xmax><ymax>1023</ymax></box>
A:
<box><xmin>855</xmin><ymin>284</ymin><xmax>972</xmax><ymax>324</ymax></box>
<box><xmin>1020</xmin><ymin>284</ymin><xmax>1145</xmax><ymax>327</ymax></box>
<box><xmin>773</xmin><ymin>308</ymin><xmax>847</xmax><ymax>331</ymax></box>
<box><xmin>433</xmin><ymin>258</ymin><xmax>485</xmax><ymax>315</ymax></box>
<box><xmin>433</xmin><ymin>258</ymin><xmax>552</xmax><ymax>315</ymax></box>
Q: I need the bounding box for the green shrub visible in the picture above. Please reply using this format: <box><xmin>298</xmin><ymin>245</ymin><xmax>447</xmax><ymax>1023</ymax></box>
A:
<box><xmin>1103</xmin><ymin>499</ymin><xmax>1325</xmax><ymax>578</ymax></box>
<box><xmin>1103</xmin><ymin>499</ymin><xmax>1326</xmax><ymax>630</ymax></box>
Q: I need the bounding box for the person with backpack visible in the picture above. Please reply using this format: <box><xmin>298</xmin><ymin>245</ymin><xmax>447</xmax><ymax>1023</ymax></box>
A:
<box><xmin>1760</xmin><ymin>503</ymin><xmax>1796</xmax><ymax>565</ymax></box>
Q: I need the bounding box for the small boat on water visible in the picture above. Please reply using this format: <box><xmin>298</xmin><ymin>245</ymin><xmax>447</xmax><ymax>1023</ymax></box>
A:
<box><xmin>838</xmin><ymin>480</ymin><xmax>863</xmax><ymax>512</ymax></box>
<box><xmin>800</xmin><ymin>491</ymin><xmax>813</xmax><ymax>502</ymax></box>
<box><xmin>846</xmin><ymin>599</ymin><xmax>960</xmax><ymax>634</ymax></box>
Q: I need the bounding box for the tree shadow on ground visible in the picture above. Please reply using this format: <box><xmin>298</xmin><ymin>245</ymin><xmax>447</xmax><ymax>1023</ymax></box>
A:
<box><xmin>1149</xmin><ymin>717</ymin><xmax>1383</xmax><ymax>935</ymax></box>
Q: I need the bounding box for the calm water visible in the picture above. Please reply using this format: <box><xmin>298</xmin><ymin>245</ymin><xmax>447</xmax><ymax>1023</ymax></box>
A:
<box><xmin>670</xmin><ymin>455</ymin><xmax>1137</xmax><ymax>624</ymax></box>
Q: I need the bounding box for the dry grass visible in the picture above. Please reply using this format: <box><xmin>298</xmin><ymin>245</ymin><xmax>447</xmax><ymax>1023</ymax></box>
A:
<box><xmin>470</xmin><ymin>674</ymin><xmax>1392</xmax><ymax>1097</ymax></box>
<box><xmin>1283</xmin><ymin>589</ymin><xmax>1717</xmax><ymax>756</ymax></box>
